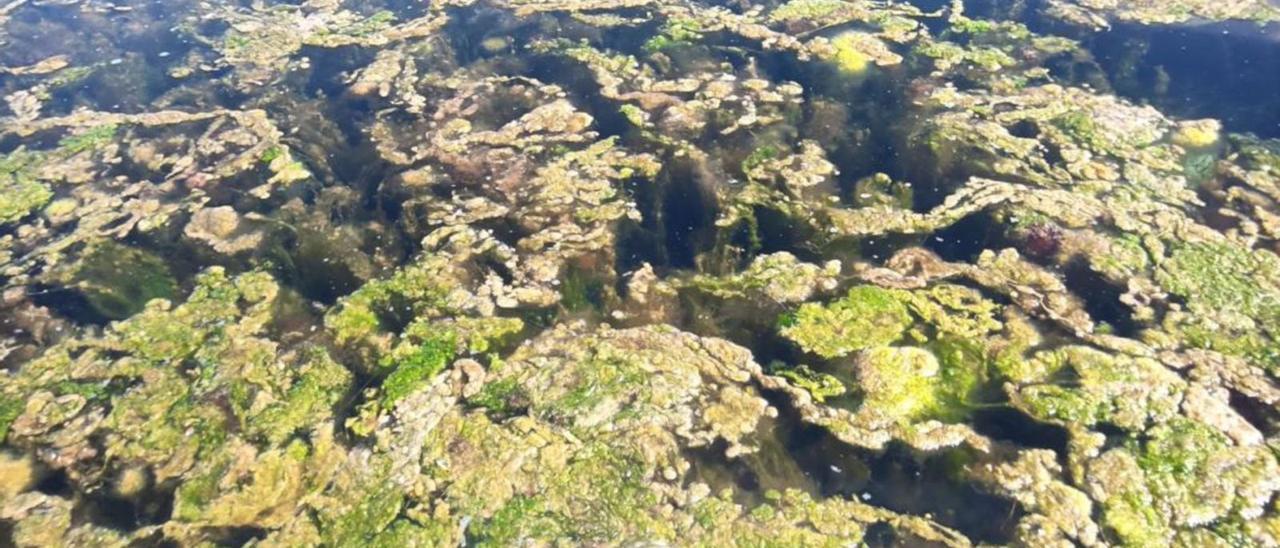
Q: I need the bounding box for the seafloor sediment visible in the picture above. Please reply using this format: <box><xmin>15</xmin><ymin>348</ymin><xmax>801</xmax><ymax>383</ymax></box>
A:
<box><xmin>2</xmin><ymin>0</ymin><xmax>1280</xmax><ymax>546</ymax></box>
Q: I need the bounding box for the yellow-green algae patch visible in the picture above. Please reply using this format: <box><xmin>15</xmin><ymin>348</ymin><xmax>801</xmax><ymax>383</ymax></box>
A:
<box><xmin>5</xmin><ymin>0</ymin><xmax>1280</xmax><ymax>546</ymax></box>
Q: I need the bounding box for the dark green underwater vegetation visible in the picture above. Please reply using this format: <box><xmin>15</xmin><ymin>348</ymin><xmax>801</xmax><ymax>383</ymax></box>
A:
<box><xmin>3</xmin><ymin>0</ymin><xmax>1280</xmax><ymax>545</ymax></box>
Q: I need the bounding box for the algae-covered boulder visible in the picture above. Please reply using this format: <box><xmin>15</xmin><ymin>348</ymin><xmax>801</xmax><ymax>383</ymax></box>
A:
<box><xmin>302</xmin><ymin>322</ymin><xmax>970</xmax><ymax>546</ymax></box>
<box><xmin>1</xmin><ymin>267</ymin><xmax>350</xmax><ymax>538</ymax></box>
<box><xmin>765</xmin><ymin>280</ymin><xmax>1014</xmax><ymax>451</ymax></box>
<box><xmin>1086</xmin><ymin>418</ymin><xmax>1280</xmax><ymax>546</ymax></box>
<box><xmin>5</xmin><ymin>0</ymin><xmax>1280</xmax><ymax>545</ymax></box>
<box><xmin>1007</xmin><ymin>346</ymin><xmax>1186</xmax><ymax>432</ymax></box>
<box><xmin>780</xmin><ymin>285</ymin><xmax>913</xmax><ymax>359</ymax></box>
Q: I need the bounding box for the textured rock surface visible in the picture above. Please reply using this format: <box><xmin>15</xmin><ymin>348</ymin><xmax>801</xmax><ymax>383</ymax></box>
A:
<box><xmin>2</xmin><ymin>0</ymin><xmax>1280</xmax><ymax>545</ymax></box>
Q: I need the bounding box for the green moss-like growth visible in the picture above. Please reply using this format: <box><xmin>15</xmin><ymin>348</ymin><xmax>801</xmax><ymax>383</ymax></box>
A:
<box><xmin>259</xmin><ymin>145</ymin><xmax>284</xmax><ymax>164</ymax></box>
<box><xmin>741</xmin><ymin>145</ymin><xmax>780</xmax><ymax>180</ymax></box>
<box><xmin>468</xmin><ymin>495</ymin><xmax>564</xmax><ymax>546</ymax></box>
<box><xmin>380</xmin><ymin>332</ymin><xmax>457</xmax><ymax>406</ymax></box>
<box><xmin>419</xmin><ymin>409</ymin><xmax>673</xmax><ymax>543</ymax></box>
<box><xmin>0</xmin><ymin>150</ymin><xmax>52</xmax><ymax>225</ymax></box>
<box><xmin>902</xmin><ymin>284</ymin><xmax>1002</xmax><ymax>340</ymax></box>
<box><xmin>48</xmin><ymin>65</ymin><xmax>96</xmax><ymax>88</ymax></box>
<box><xmin>1012</xmin><ymin>346</ymin><xmax>1184</xmax><ymax>431</ymax></box>
<box><xmin>926</xmin><ymin>337</ymin><xmax>989</xmax><ymax>421</ymax></box>
<box><xmin>852</xmin><ymin>172</ymin><xmax>913</xmax><ymax>209</ymax></box>
<box><xmin>773</xmin><ymin>364</ymin><xmax>845</xmax><ymax>403</ymax></box>
<box><xmin>343</xmin><ymin>10</ymin><xmax>396</xmax><ymax>38</ymax></box>
<box><xmin>468</xmin><ymin>377</ymin><xmax>522</xmax><ymax>415</ymax></box>
<box><xmin>1157</xmin><ymin>241</ymin><xmax>1280</xmax><ymax>331</ymax></box>
<box><xmin>1093</xmin><ymin>418</ymin><xmax>1280</xmax><ymax>546</ymax></box>
<box><xmin>540</xmin><ymin>352</ymin><xmax>646</xmax><ymax>422</ymax></box>
<box><xmin>105</xmin><ymin>368</ymin><xmax>228</xmax><ymax>471</ymax></box>
<box><xmin>57</xmin><ymin>124</ymin><xmax>119</xmax><ymax>155</ymax></box>
<box><xmin>690</xmin><ymin>488</ymin><xmax>868</xmax><ymax>544</ymax></box>
<box><xmin>1091</xmin><ymin>234</ymin><xmax>1151</xmax><ymax>279</ymax></box>
<box><xmin>1052</xmin><ymin>111</ymin><xmax>1107</xmax><ymax>151</ymax></box>
<box><xmin>916</xmin><ymin>40</ymin><xmax>1017</xmax><ymax>73</ymax></box>
<box><xmin>830</xmin><ymin>32</ymin><xmax>873</xmax><ymax>77</ymax></box>
<box><xmin>110</xmin><ymin>268</ymin><xmax>256</xmax><ymax>363</ymax></box>
<box><xmin>223</xmin><ymin>32</ymin><xmax>252</xmax><ymax>53</ymax></box>
<box><xmin>540</xmin><ymin>442</ymin><xmax>660</xmax><ymax>542</ymax></box>
<box><xmin>643</xmin><ymin>17</ymin><xmax>703</xmax><ymax>52</ymax></box>
<box><xmin>781</xmin><ymin>285</ymin><xmax>912</xmax><ymax>358</ymax></box>
<box><xmin>4</xmin><ymin>265</ymin><xmax>359</xmax><ymax>517</ymax></box>
<box><xmin>687</xmin><ymin>252</ymin><xmax>838</xmax><ymax>304</ymax></box>
<box><xmin>0</xmin><ymin>395</ymin><xmax>23</xmax><ymax>443</ymax></box>
<box><xmin>1102</xmin><ymin>487</ymin><xmax>1168</xmax><ymax>548</ymax></box>
<box><xmin>172</xmin><ymin>458</ymin><xmax>227</xmax><ymax>521</ymax></box>
<box><xmin>402</xmin><ymin>316</ymin><xmax>523</xmax><ymax>355</ymax></box>
<box><xmin>856</xmin><ymin>346</ymin><xmax>945</xmax><ymax>423</ymax></box>
<box><xmin>170</xmin><ymin>437</ymin><xmax>335</xmax><ymax>529</ymax></box>
<box><xmin>1136</xmin><ymin>418</ymin><xmax>1278</xmax><ymax>524</ymax></box>
<box><xmin>325</xmin><ymin>255</ymin><xmax>456</xmax><ymax>356</ymax></box>
<box><xmin>321</xmin><ymin>482</ymin><xmax>406</xmax><ymax>546</ymax></box>
<box><xmin>363</xmin><ymin>518</ymin><xmax>454</xmax><ymax>548</ymax></box>
<box><xmin>1169</xmin><ymin>315</ymin><xmax>1280</xmax><ymax>374</ymax></box>
<box><xmin>252</xmin><ymin>349</ymin><xmax>353</xmax><ymax>445</ymax></box>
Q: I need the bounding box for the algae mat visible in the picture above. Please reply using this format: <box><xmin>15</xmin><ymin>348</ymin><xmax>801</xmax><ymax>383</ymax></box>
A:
<box><xmin>3</xmin><ymin>0</ymin><xmax>1280</xmax><ymax>546</ymax></box>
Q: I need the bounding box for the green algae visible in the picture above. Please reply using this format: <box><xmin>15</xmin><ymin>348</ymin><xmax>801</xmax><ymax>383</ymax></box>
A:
<box><xmin>252</xmin><ymin>349</ymin><xmax>352</xmax><ymax>445</ymax></box>
<box><xmin>1157</xmin><ymin>241</ymin><xmax>1280</xmax><ymax>330</ymax></box>
<box><xmin>0</xmin><ymin>396</ymin><xmax>22</xmax><ymax>444</ymax></box>
<box><xmin>780</xmin><ymin>285</ymin><xmax>912</xmax><ymax>358</ymax></box>
<box><xmin>0</xmin><ymin>150</ymin><xmax>51</xmax><ymax>225</ymax></box>
<box><xmin>644</xmin><ymin>17</ymin><xmax>704</xmax><ymax>52</ymax></box>
<box><xmin>467</xmin><ymin>376</ymin><xmax>522</xmax><ymax>415</ymax></box>
<box><xmin>4</xmin><ymin>1</ymin><xmax>1280</xmax><ymax>545</ymax></box>
<box><xmin>325</xmin><ymin>255</ymin><xmax>455</xmax><ymax>352</ymax></box>
<box><xmin>1092</xmin><ymin>418</ymin><xmax>1280</xmax><ymax>546</ymax></box>
<box><xmin>559</xmin><ymin>266</ymin><xmax>605</xmax><ymax>311</ymax></box>
<box><xmin>320</xmin><ymin>481</ymin><xmax>407</xmax><ymax>546</ymax></box>
<box><xmin>380</xmin><ymin>331</ymin><xmax>456</xmax><ymax>406</ymax></box>
<box><xmin>56</xmin><ymin>124</ymin><xmax>118</xmax><ymax>156</ymax></box>
<box><xmin>1010</xmin><ymin>346</ymin><xmax>1185</xmax><ymax>431</ymax></box>
<box><xmin>772</xmin><ymin>363</ymin><xmax>845</xmax><ymax>403</ymax></box>
<box><xmin>856</xmin><ymin>346</ymin><xmax>949</xmax><ymax>424</ymax></box>
<box><xmin>829</xmin><ymin>32</ymin><xmax>874</xmax><ymax>77</ymax></box>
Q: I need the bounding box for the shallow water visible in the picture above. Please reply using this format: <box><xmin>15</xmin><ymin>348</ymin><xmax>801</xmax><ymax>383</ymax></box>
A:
<box><xmin>3</xmin><ymin>1</ymin><xmax>1280</xmax><ymax>546</ymax></box>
